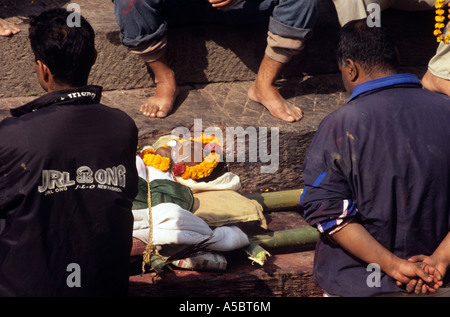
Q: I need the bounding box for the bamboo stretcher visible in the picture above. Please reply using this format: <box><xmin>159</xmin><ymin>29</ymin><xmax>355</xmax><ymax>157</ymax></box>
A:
<box><xmin>243</xmin><ymin>189</ymin><xmax>319</xmax><ymax>265</ymax></box>
<box><xmin>144</xmin><ymin>189</ymin><xmax>319</xmax><ymax>272</ymax></box>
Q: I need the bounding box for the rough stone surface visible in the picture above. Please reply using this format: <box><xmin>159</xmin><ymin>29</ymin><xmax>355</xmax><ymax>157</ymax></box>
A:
<box><xmin>0</xmin><ymin>75</ymin><xmax>350</xmax><ymax>192</ymax></box>
<box><xmin>128</xmin><ymin>251</ymin><xmax>320</xmax><ymax>297</ymax></box>
<box><xmin>0</xmin><ymin>0</ymin><xmax>438</xmax><ymax>98</ymax></box>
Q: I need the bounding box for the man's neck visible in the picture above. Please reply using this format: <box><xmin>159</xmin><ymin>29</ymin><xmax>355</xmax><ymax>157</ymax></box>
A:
<box><xmin>47</xmin><ymin>84</ymin><xmax>81</xmax><ymax>93</ymax></box>
<box><xmin>351</xmin><ymin>68</ymin><xmax>398</xmax><ymax>92</ymax></box>
<box><xmin>362</xmin><ymin>68</ymin><xmax>397</xmax><ymax>83</ymax></box>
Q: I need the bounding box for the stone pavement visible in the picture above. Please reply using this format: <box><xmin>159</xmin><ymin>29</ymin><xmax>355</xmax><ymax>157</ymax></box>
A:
<box><xmin>0</xmin><ymin>0</ymin><xmax>437</xmax><ymax>98</ymax></box>
<box><xmin>0</xmin><ymin>0</ymin><xmax>438</xmax><ymax>297</ymax></box>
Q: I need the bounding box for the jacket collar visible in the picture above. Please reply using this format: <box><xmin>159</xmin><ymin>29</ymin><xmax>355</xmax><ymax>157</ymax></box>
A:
<box><xmin>10</xmin><ymin>85</ymin><xmax>103</xmax><ymax>118</ymax></box>
<box><xmin>348</xmin><ymin>73</ymin><xmax>422</xmax><ymax>103</ymax></box>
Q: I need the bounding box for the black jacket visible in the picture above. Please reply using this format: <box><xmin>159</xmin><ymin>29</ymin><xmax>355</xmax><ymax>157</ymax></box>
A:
<box><xmin>0</xmin><ymin>85</ymin><xmax>138</xmax><ymax>296</ymax></box>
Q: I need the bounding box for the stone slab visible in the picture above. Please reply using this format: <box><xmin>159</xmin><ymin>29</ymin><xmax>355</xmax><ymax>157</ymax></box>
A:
<box><xmin>0</xmin><ymin>0</ymin><xmax>439</xmax><ymax>98</ymax></box>
<box><xmin>128</xmin><ymin>250</ymin><xmax>320</xmax><ymax>297</ymax></box>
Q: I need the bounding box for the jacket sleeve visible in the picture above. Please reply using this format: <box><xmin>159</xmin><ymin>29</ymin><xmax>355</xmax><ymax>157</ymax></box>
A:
<box><xmin>300</xmin><ymin>115</ymin><xmax>358</xmax><ymax>234</ymax></box>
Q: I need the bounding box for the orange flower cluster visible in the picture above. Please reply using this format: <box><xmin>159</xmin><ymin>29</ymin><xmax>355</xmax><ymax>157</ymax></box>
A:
<box><xmin>141</xmin><ymin>148</ymin><xmax>172</xmax><ymax>172</ymax></box>
<box><xmin>140</xmin><ymin>134</ymin><xmax>222</xmax><ymax>180</ymax></box>
<box><xmin>177</xmin><ymin>134</ymin><xmax>222</xmax><ymax>180</ymax></box>
<box><xmin>435</xmin><ymin>0</ymin><xmax>450</xmax><ymax>44</ymax></box>
<box><xmin>179</xmin><ymin>152</ymin><xmax>221</xmax><ymax>180</ymax></box>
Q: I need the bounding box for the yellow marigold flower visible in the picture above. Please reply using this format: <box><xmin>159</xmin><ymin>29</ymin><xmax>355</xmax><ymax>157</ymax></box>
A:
<box><xmin>142</xmin><ymin>151</ymin><xmax>172</xmax><ymax>172</ymax></box>
<box><xmin>180</xmin><ymin>153</ymin><xmax>220</xmax><ymax>180</ymax></box>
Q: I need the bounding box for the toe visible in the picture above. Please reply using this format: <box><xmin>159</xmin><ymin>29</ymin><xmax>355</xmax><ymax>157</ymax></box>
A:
<box><xmin>156</xmin><ymin>110</ymin><xmax>168</xmax><ymax>118</ymax></box>
<box><xmin>140</xmin><ymin>103</ymin><xmax>158</xmax><ymax>117</ymax></box>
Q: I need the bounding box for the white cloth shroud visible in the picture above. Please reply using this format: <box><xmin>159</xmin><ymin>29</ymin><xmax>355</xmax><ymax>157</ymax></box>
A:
<box><xmin>132</xmin><ymin>204</ymin><xmax>250</xmax><ymax>251</ymax></box>
<box><xmin>133</xmin><ymin>156</ymin><xmax>250</xmax><ymax>251</ymax></box>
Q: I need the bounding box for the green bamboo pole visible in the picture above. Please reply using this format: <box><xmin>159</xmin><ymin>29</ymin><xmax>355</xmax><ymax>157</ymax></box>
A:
<box><xmin>243</xmin><ymin>241</ymin><xmax>271</xmax><ymax>266</ymax></box>
<box><xmin>251</xmin><ymin>227</ymin><xmax>318</xmax><ymax>250</ymax></box>
<box><xmin>244</xmin><ymin>189</ymin><xmax>303</xmax><ymax>212</ymax></box>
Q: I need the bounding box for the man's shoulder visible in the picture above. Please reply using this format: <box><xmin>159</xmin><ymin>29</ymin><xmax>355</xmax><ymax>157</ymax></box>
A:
<box><xmin>96</xmin><ymin>103</ymin><xmax>134</xmax><ymax>118</ymax></box>
<box><xmin>96</xmin><ymin>103</ymin><xmax>138</xmax><ymax>129</ymax></box>
<box><xmin>318</xmin><ymin>101</ymin><xmax>360</xmax><ymax>127</ymax></box>
<box><xmin>0</xmin><ymin>116</ymin><xmax>21</xmax><ymax>135</ymax></box>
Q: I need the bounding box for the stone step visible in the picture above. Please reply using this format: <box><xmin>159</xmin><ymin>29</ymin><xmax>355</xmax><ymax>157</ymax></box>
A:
<box><xmin>0</xmin><ymin>0</ymin><xmax>438</xmax><ymax>98</ymax></box>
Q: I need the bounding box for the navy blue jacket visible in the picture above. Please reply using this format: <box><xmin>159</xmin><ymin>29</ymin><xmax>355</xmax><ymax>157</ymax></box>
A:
<box><xmin>301</xmin><ymin>74</ymin><xmax>450</xmax><ymax>296</ymax></box>
<box><xmin>0</xmin><ymin>86</ymin><xmax>138</xmax><ymax>296</ymax></box>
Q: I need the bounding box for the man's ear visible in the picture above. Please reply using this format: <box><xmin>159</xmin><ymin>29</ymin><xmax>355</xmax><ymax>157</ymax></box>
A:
<box><xmin>345</xmin><ymin>59</ymin><xmax>359</xmax><ymax>83</ymax></box>
<box><xmin>36</xmin><ymin>60</ymin><xmax>51</xmax><ymax>85</ymax></box>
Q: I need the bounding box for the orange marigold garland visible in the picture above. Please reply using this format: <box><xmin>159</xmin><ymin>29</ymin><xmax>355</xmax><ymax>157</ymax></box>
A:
<box><xmin>178</xmin><ymin>152</ymin><xmax>221</xmax><ymax>180</ymax></box>
<box><xmin>177</xmin><ymin>134</ymin><xmax>222</xmax><ymax>180</ymax></box>
<box><xmin>141</xmin><ymin>148</ymin><xmax>172</xmax><ymax>172</ymax></box>
<box><xmin>435</xmin><ymin>0</ymin><xmax>450</xmax><ymax>44</ymax></box>
<box><xmin>140</xmin><ymin>134</ymin><xmax>223</xmax><ymax>180</ymax></box>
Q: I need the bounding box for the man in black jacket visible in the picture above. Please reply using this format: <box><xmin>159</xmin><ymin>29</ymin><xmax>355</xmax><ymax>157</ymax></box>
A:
<box><xmin>0</xmin><ymin>9</ymin><xmax>139</xmax><ymax>296</ymax></box>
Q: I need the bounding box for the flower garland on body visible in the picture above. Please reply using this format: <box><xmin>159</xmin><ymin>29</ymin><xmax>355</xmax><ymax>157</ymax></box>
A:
<box><xmin>140</xmin><ymin>134</ymin><xmax>223</xmax><ymax>180</ymax></box>
<box><xmin>141</xmin><ymin>148</ymin><xmax>172</xmax><ymax>172</ymax></box>
<box><xmin>435</xmin><ymin>0</ymin><xmax>450</xmax><ymax>44</ymax></box>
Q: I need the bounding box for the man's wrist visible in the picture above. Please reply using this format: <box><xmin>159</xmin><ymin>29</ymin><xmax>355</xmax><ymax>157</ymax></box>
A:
<box><xmin>378</xmin><ymin>253</ymin><xmax>404</xmax><ymax>279</ymax></box>
<box><xmin>432</xmin><ymin>252</ymin><xmax>450</xmax><ymax>273</ymax></box>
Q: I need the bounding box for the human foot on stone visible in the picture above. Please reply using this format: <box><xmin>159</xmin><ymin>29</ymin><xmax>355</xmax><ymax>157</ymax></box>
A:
<box><xmin>140</xmin><ymin>78</ymin><xmax>179</xmax><ymax>118</ymax></box>
<box><xmin>0</xmin><ymin>18</ymin><xmax>20</xmax><ymax>37</ymax></box>
<box><xmin>422</xmin><ymin>70</ymin><xmax>450</xmax><ymax>96</ymax></box>
<box><xmin>248</xmin><ymin>81</ymin><xmax>303</xmax><ymax>122</ymax></box>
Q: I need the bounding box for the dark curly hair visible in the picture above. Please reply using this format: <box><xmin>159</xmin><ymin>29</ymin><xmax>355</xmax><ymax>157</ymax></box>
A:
<box><xmin>336</xmin><ymin>19</ymin><xmax>399</xmax><ymax>75</ymax></box>
<box><xmin>28</xmin><ymin>8</ymin><xmax>96</xmax><ymax>87</ymax></box>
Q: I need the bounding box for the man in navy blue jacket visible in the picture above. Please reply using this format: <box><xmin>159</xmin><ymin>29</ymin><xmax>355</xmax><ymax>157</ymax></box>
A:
<box><xmin>0</xmin><ymin>9</ymin><xmax>138</xmax><ymax>296</ymax></box>
<box><xmin>301</xmin><ymin>19</ymin><xmax>450</xmax><ymax>297</ymax></box>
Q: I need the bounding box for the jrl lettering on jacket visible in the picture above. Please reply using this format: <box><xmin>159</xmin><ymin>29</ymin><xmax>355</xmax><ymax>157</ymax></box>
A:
<box><xmin>37</xmin><ymin>165</ymin><xmax>127</xmax><ymax>194</ymax></box>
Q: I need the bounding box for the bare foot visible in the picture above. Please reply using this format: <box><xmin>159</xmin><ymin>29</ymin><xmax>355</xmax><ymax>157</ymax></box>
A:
<box><xmin>248</xmin><ymin>81</ymin><xmax>303</xmax><ymax>122</ymax></box>
<box><xmin>140</xmin><ymin>56</ymin><xmax>179</xmax><ymax>118</ymax></box>
<box><xmin>422</xmin><ymin>70</ymin><xmax>450</xmax><ymax>96</ymax></box>
<box><xmin>0</xmin><ymin>18</ymin><xmax>20</xmax><ymax>37</ymax></box>
<box><xmin>140</xmin><ymin>80</ymin><xmax>179</xmax><ymax>118</ymax></box>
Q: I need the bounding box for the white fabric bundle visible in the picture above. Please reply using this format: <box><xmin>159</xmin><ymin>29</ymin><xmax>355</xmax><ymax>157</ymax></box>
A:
<box><xmin>132</xmin><ymin>156</ymin><xmax>250</xmax><ymax>252</ymax></box>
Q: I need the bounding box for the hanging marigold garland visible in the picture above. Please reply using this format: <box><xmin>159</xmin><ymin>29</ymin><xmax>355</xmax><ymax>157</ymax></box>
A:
<box><xmin>435</xmin><ymin>0</ymin><xmax>450</xmax><ymax>44</ymax></box>
<box><xmin>140</xmin><ymin>134</ymin><xmax>222</xmax><ymax>180</ymax></box>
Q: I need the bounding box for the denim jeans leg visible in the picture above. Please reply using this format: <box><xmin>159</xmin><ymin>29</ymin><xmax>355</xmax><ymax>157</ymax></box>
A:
<box><xmin>270</xmin><ymin>0</ymin><xmax>320</xmax><ymax>39</ymax></box>
<box><xmin>113</xmin><ymin>0</ymin><xmax>168</xmax><ymax>49</ymax></box>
